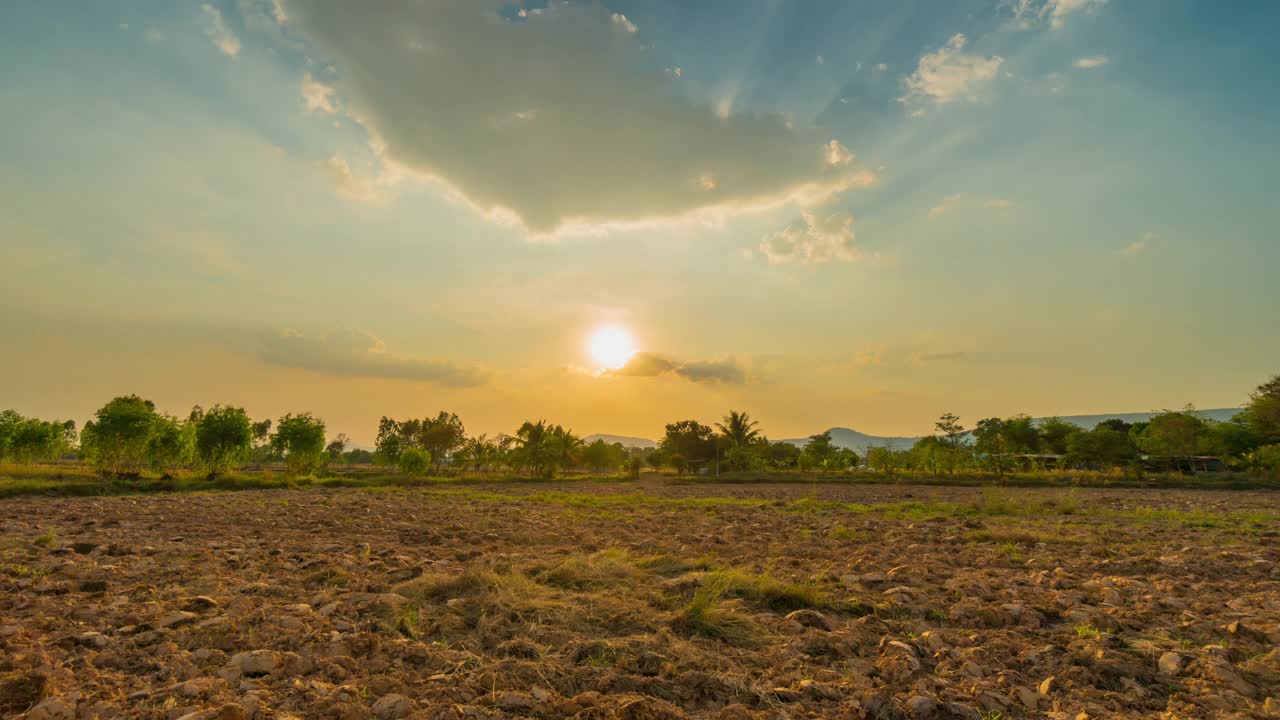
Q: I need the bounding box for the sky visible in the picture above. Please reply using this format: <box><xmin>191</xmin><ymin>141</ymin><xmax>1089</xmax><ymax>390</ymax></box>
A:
<box><xmin>1</xmin><ymin>0</ymin><xmax>1278</xmax><ymax>445</ymax></box>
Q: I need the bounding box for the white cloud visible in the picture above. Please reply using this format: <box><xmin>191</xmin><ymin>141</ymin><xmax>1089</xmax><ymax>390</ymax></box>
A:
<box><xmin>666</xmin><ymin>66</ymin><xmax>683</xmax><ymax>78</ymax></box>
<box><xmin>928</xmin><ymin>193</ymin><xmax>965</xmax><ymax>219</ymax></box>
<box><xmin>900</xmin><ymin>34</ymin><xmax>1003</xmax><ymax>113</ymax></box>
<box><xmin>875</xmin><ymin>63</ymin><xmax>889</xmax><ymax>72</ymax></box>
<box><xmin>301</xmin><ymin>72</ymin><xmax>336</xmax><ymax>113</ymax></box>
<box><xmin>759</xmin><ymin>211</ymin><xmax>860</xmax><ymax>265</ymax></box>
<box><xmin>201</xmin><ymin>4</ymin><xmax>241</xmax><ymax>57</ymax></box>
<box><xmin>1012</xmin><ymin>0</ymin><xmax>1108</xmax><ymax>30</ymax></box>
<box><xmin>610</xmin><ymin>13</ymin><xmax>638</xmax><ymax>33</ymax></box>
<box><xmin>824</xmin><ymin>140</ymin><xmax>854</xmax><ymax>168</ymax></box>
<box><xmin>280</xmin><ymin>0</ymin><xmax>873</xmax><ymax>234</ymax></box>
<box><xmin>319</xmin><ymin>154</ymin><xmax>384</xmax><ymax>203</ymax></box>
<box><xmin>1073</xmin><ymin>54</ymin><xmax>1110</xmax><ymax>69</ymax></box>
<box><xmin>1119</xmin><ymin>233</ymin><xmax>1153</xmax><ymax>257</ymax></box>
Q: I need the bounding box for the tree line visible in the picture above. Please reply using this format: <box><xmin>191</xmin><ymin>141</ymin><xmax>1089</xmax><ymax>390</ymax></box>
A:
<box><xmin>1</xmin><ymin>373</ymin><xmax>1278</xmax><ymax>479</ymax></box>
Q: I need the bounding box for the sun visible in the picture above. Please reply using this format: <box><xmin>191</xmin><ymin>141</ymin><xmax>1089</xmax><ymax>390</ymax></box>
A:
<box><xmin>588</xmin><ymin>326</ymin><xmax>636</xmax><ymax>370</ymax></box>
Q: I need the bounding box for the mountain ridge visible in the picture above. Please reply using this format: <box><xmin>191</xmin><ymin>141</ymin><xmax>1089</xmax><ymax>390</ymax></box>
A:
<box><xmin>587</xmin><ymin>408</ymin><xmax>1243</xmax><ymax>454</ymax></box>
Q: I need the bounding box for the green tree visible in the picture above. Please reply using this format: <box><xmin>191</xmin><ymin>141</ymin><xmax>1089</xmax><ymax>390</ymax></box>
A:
<box><xmin>81</xmin><ymin>395</ymin><xmax>160</xmax><ymax>477</ymax></box>
<box><xmin>1037</xmin><ymin>417</ymin><xmax>1078</xmax><ymax>455</ymax></box>
<box><xmin>935</xmin><ymin>413</ymin><xmax>966</xmax><ymax>447</ymax></box>
<box><xmin>715</xmin><ymin>410</ymin><xmax>761</xmax><ymax>448</ymax></box>
<box><xmin>326</xmin><ymin>434</ymin><xmax>349</xmax><ymax>462</ymax></box>
<box><xmin>1243</xmin><ymin>374</ymin><xmax>1280</xmax><ymax>445</ymax></box>
<box><xmin>271</xmin><ymin>412</ymin><xmax>327</xmax><ymax>475</ymax></box>
<box><xmin>866</xmin><ymin>445</ymin><xmax>900</xmax><ymax>477</ymax></box>
<box><xmin>195</xmin><ymin>405</ymin><xmax>253</xmax><ymax>476</ymax></box>
<box><xmin>1138</xmin><ymin>410</ymin><xmax>1206</xmax><ymax>472</ymax></box>
<box><xmin>398</xmin><ymin>447</ymin><xmax>431</xmax><ymax>475</ymax></box>
<box><xmin>764</xmin><ymin>441</ymin><xmax>801</xmax><ymax>471</ymax></box>
<box><xmin>973</xmin><ymin>418</ymin><xmax>1013</xmax><ymax>477</ymax></box>
<box><xmin>513</xmin><ymin>420</ymin><xmax>558</xmax><ymax>479</ymax></box>
<box><xmin>582</xmin><ymin>439</ymin><xmax>625</xmax><ymax>473</ymax></box>
<box><xmin>802</xmin><ymin>431</ymin><xmax>847</xmax><ymax>474</ymax></box>
<box><xmin>660</xmin><ymin>420</ymin><xmax>716</xmax><ymax>472</ymax></box>
<box><xmin>1065</xmin><ymin>427</ymin><xmax>1138</xmax><ymax>467</ymax></box>
<box><xmin>146</xmin><ymin>414</ymin><xmax>191</xmax><ymax>475</ymax></box>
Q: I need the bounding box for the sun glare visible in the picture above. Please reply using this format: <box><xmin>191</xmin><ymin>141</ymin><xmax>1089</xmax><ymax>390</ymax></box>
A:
<box><xmin>588</xmin><ymin>326</ymin><xmax>635</xmax><ymax>371</ymax></box>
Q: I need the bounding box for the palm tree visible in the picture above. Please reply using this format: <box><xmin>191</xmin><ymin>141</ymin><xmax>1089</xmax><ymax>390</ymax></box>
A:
<box><xmin>514</xmin><ymin>420</ymin><xmax>554</xmax><ymax>479</ymax></box>
<box><xmin>716</xmin><ymin>410</ymin><xmax>760</xmax><ymax>448</ymax></box>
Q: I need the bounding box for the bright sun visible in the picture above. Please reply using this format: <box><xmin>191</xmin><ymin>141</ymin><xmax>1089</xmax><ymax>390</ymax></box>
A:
<box><xmin>588</xmin><ymin>326</ymin><xmax>636</xmax><ymax>370</ymax></box>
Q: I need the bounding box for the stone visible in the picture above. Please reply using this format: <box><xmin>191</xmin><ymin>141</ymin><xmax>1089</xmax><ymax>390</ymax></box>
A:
<box><xmin>783</xmin><ymin>609</ymin><xmax>833</xmax><ymax>631</ymax></box>
<box><xmin>906</xmin><ymin>694</ymin><xmax>937</xmax><ymax>719</ymax></box>
<box><xmin>185</xmin><ymin>596</ymin><xmax>219</xmax><ymax>611</ymax></box>
<box><xmin>1158</xmin><ymin>651</ymin><xmax>1182</xmax><ymax>675</ymax></box>
<box><xmin>24</xmin><ymin>695</ymin><xmax>77</xmax><ymax>720</ymax></box>
<box><xmin>229</xmin><ymin>650</ymin><xmax>278</xmax><ymax>676</ymax></box>
<box><xmin>156</xmin><ymin>611</ymin><xmax>199</xmax><ymax>629</ymax></box>
<box><xmin>372</xmin><ymin>693</ymin><xmax>415</xmax><ymax>720</ymax></box>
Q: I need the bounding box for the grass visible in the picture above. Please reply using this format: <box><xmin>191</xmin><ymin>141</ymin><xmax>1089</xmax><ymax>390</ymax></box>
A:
<box><xmin>674</xmin><ymin>573</ymin><xmax>764</xmax><ymax>646</ymax></box>
<box><xmin>1075</xmin><ymin>623</ymin><xmax>1102</xmax><ymax>639</ymax></box>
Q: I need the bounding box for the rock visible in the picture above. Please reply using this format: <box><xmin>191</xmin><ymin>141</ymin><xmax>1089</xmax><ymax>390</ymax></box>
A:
<box><xmin>1014</xmin><ymin>685</ymin><xmax>1041</xmax><ymax>709</ymax></box>
<box><xmin>784</xmin><ymin>609</ymin><xmax>833</xmax><ymax>631</ymax></box>
<box><xmin>156</xmin><ymin>611</ymin><xmax>199</xmax><ymax>629</ymax></box>
<box><xmin>1158</xmin><ymin>651</ymin><xmax>1182</xmax><ymax>675</ymax></box>
<box><xmin>74</xmin><ymin>631</ymin><xmax>110</xmax><ymax>648</ymax></box>
<box><xmin>185</xmin><ymin>596</ymin><xmax>219</xmax><ymax>611</ymax></box>
<box><xmin>906</xmin><ymin>694</ymin><xmax>937</xmax><ymax>718</ymax></box>
<box><xmin>23</xmin><ymin>695</ymin><xmax>77</xmax><ymax>720</ymax></box>
<box><xmin>372</xmin><ymin>693</ymin><xmax>415</xmax><ymax>720</ymax></box>
<box><xmin>229</xmin><ymin>650</ymin><xmax>278</xmax><ymax>676</ymax></box>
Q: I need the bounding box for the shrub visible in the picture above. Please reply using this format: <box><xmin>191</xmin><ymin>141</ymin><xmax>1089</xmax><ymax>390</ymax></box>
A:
<box><xmin>81</xmin><ymin>395</ymin><xmax>159</xmax><ymax>477</ymax></box>
<box><xmin>195</xmin><ymin>406</ymin><xmax>253</xmax><ymax>476</ymax></box>
<box><xmin>271</xmin><ymin>412</ymin><xmax>327</xmax><ymax>476</ymax></box>
<box><xmin>398</xmin><ymin>447</ymin><xmax>431</xmax><ymax>475</ymax></box>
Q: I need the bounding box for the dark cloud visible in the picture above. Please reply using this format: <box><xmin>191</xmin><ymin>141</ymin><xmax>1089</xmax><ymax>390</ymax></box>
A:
<box><xmin>612</xmin><ymin>352</ymin><xmax>746</xmax><ymax>384</ymax></box>
<box><xmin>282</xmin><ymin>0</ymin><xmax>871</xmax><ymax>233</ymax></box>
<box><xmin>259</xmin><ymin>328</ymin><xmax>485</xmax><ymax>387</ymax></box>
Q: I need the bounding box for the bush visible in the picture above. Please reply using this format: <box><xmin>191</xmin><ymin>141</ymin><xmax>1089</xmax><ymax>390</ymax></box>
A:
<box><xmin>398</xmin><ymin>447</ymin><xmax>431</xmax><ymax>475</ymax></box>
<box><xmin>81</xmin><ymin>395</ymin><xmax>159</xmax><ymax>477</ymax></box>
<box><xmin>272</xmin><ymin>412</ymin><xmax>327</xmax><ymax>476</ymax></box>
<box><xmin>195</xmin><ymin>406</ymin><xmax>253</xmax><ymax>476</ymax></box>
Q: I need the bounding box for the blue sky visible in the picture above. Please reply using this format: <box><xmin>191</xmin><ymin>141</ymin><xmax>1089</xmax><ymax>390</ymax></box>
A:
<box><xmin>1</xmin><ymin>0</ymin><xmax>1277</xmax><ymax>442</ymax></box>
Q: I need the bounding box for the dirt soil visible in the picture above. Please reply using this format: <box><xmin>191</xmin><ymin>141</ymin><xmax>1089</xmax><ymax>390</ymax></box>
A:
<box><xmin>2</xmin><ymin>481</ymin><xmax>1278</xmax><ymax>719</ymax></box>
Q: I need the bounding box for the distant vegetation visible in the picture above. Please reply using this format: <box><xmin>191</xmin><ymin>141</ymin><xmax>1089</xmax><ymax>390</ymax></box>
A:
<box><xmin>2</xmin><ymin>373</ymin><xmax>1278</xmax><ymax>485</ymax></box>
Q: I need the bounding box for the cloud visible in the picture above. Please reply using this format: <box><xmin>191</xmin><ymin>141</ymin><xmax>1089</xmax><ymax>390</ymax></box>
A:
<box><xmin>610</xmin><ymin>13</ymin><xmax>638</xmax><ymax>33</ymax></box>
<box><xmin>301</xmin><ymin>72</ymin><xmax>336</xmax><ymax>113</ymax></box>
<box><xmin>1073</xmin><ymin>55</ymin><xmax>1109</xmax><ymax>69</ymax></box>
<box><xmin>983</xmin><ymin>198</ymin><xmax>1014</xmax><ymax>209</ymax></box>
<box><xmin>928</xmin><ymin>193</ymin><xmax>965</xmax><ymax>219</ymax></box>
<box><xmin>319</xmin><ymin>154</ymin><xmax>384</xmax><ymax>202</ymax></box>
<box><xmin>1118</xmin><ymin>234</ymin><xmax>1152</xmax><ymax>257</ymax></box>
<box><xmin>824</xmin><ymin>140</ymin><xmax>854</xmax><ymax>168</ymax></box>
<box><xmin>259</xmin><ymin>328</ymin><xmax>485</xmax><ymax>386</ymax></box>
<box><xmin>279</xmin><ymin>0</ymin><xmax>873</xmax><ymax>234</ymax></box>
<box><xmin>900</xmin><ymin>34</ymin><xmax>1003</xmax><ymax>113</ymax></box>
<box><xmin>611</xmin><ymin>352</ymin><xmax>747</xmax><ymax>384</ymax></box>
<box><xmin>201</xmin><ymin>4</ymin><xmax>241</xmax><ymax>57</ymax></box>
<box><xmin>759</xmin><ymin>211</ymin><xmax>860</xmax><ymax>265</ymax></box>
<box><xmin>1011</xmin><ymin>0</ymin><xmax>1107</xmax><ymax>30</ymax></box>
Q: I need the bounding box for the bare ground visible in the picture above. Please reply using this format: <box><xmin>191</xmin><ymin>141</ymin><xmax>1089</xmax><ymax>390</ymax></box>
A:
<box><xmin>2</xmin><ymin>481</ymin><xmax>1278</xmax><ymax>719</ymax></box>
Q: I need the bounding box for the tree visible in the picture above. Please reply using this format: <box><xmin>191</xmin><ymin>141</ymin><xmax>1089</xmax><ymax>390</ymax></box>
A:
<box><xmin>909</xmin><ymin>435</ymin><xmax>946</xmax><ymax>476</ymax></box>
<box><xmin>326</xmin><ymin>434</ymin><xmax>349</xmax><ymax>462</ymax></box>
<box><xmin>660</xmin><ymin>420</ymin><xmax>716</xmax><ymax>472</ymax></box>
<box><xmin>2</xmin><ymin>414</ymin><xmax>73</xmax><ymax>465</ymax></box>
<box><xmin>271</xmin><ymin>412</ymin><xmax>327</xmax><ymax>475</ymax></box>
<box><xmin>81</xmin><ymin>395</ymin><xmax>160</xmax><ymax>477</ymax></box>
<box><xmin>973</xmin><ymin>418</ymin><xmax>1013</xmax><ymax>477</ymax></box>
<box><xmin>1200</xmin><ymin>419</ymin><xmax>1258</xmax><ymax>460</ymax></box>
<box><xmin>1138</xmin><ymin>410</ymin><xmax>1206</xmax><ymax>472</ymax></box>
<box><xmin>866</xmin><ymin>445</ymin><xmax>900</xmax><ymax>477</ymax></box>
<box><xmin>195</xmin><ymin>405</ymin><xmax>253</xmax><ymax>476</ymax></box>
<box><xmin>935</xmin><ymin>413</ymin><xmax>966</xmax><ymax>448</ymax></box>
<box><xmin>398</xmin><ymin>447</ymin><xmax>431</xmax><ymax>475</ymax></box>
<box><xmin>1065</xmin><ymin>427</ymin><xmax>1138</xmax><ymax>468</ymax></box>
<box><xmin>1243</xmin><ymin>374</ymin><xmax>1280</xmax><ymax>445</ymax></box>
<box><xmin>764</xmin><ymin>441</ymin><xmax>801</xmax><ymax>471</ymax></box>
<box><xmin>375</xmin><ymin>412</ymin><xmax>466</xmax><ymax>471</ymax></box>
<box><xmin>1037</xmin><ymin>417</ymin><xmax>1078</xmax><ymax>455</ymax></box>
<box><xmin>146</xmin><ymin>414</ymin><xmax>191</xmax><ymax>475</ymax></box>
<box><xmin>715</xmin><ymin>411</ymin><xmax>761</xmax><ymax>448</ymax></box>
<box><xmin>582</xmin><ymin>439</ymin><xmax>625</xmax><ymax>473</ymax></box>
<box><xmin>513</xmin><ymin>420</ymin><xmax>558</xmax><ymax>479</ymax></box>
<box><xmin>1096</xmin><ymin>418</ymin><xmax>1133</xmax><ymax>433</ymax></box>
<box><xmin>802</xmin><ymin>431</ymin><xmax>850</xmax><ymax>474</ymax></box>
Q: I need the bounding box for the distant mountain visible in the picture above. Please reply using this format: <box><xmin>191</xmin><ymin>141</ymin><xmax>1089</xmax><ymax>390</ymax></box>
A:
<box><xmin>1047</xmin><ymin>408</ymin><xmax>1240</xmax><ymax>430</ymax></box>
<box><xmin>783</xmin><ymin>408</ymin><xmax>1243</xmax><ymax>454</ymax></box>
<box><xmin>583</xmin><ymin>433</ymin><xmax>657</xmax><ymax>449</ymax></box>
<box><xmin>781</xmin><ymin>428</ymin><xmax>918</xmax><ymax>455</ymax></box>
